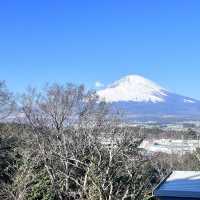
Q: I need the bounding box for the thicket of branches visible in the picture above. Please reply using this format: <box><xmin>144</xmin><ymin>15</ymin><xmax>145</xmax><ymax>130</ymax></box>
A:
<box><xmin>0</xmin><ymin>82</ymin><xmax>199</xmax><ymax>200</ymax></box>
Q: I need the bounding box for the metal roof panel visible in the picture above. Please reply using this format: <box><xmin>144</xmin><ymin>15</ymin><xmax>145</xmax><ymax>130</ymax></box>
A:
<box><xmin>154</xmin><ymin>171</ymin><xmax>200</xmax><ymax>198</ymax></box>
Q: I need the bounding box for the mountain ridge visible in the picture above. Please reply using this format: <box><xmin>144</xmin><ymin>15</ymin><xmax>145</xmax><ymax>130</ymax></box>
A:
<box><xmin>97</xmin><ymin>75</ymin><xmax>200</xmax><ymax>122</ymax></box>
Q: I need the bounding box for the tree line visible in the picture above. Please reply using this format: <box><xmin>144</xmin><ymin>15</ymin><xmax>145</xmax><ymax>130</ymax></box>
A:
<box><xmin>0</xmin><ymin>81</ymin><xmax>199</xmax><ymax>200</ymax></box>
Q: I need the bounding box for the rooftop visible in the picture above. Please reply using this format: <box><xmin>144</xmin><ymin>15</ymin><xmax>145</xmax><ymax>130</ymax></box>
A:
<box><xmin>154</xmin><ymin>171</ymin><xmax>200</xmax><ymax>198</ymax></box>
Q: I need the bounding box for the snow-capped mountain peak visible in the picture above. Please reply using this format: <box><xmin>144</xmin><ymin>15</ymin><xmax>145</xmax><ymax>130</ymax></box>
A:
<box><xmin>97</xmin><ymin>75</ymin><xmax>167</xmax><ymax>103</ymax></box>
<box><xmin>97</xmin><ymin>74</ymin><xmax>200</xmax><ymax>121</ymax></box>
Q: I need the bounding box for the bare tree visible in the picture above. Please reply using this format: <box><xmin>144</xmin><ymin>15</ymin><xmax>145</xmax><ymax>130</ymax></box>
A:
<box><xmin>19</xmin><ymin>83</ymin><xmax>159</xmax><ymax>200</ymax></box>
<box><xmin>0</xmin><ymin>81</ymin><xmax>16</xmax><ymax>199</ymax></box>
<box><xmin>0</xmin><ymin>81</ymin><xmax>15</xmax><ymax>120</ymax></box>
<box><xmin>20</xmin><ymin>84</ymin><xmax>105</xmax><ymax>198</ymax></box>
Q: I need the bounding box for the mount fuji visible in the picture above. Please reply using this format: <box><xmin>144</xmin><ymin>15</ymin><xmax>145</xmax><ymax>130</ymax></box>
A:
<box><xmin>97</xmin><ymin>75</ymin><xmax>200</xmax><ymax>122</ymax></box>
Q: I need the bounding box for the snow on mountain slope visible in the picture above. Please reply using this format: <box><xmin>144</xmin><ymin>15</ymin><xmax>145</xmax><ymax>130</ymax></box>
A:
<box><xmin>97</xmin><ymin>75</ymin><xmax>167</xmax><ymax>103</ymax></box>
<box><xmin>97</xmin><ymin>75</ymin><xmax>200</xmax><ymax>121</ymax></box>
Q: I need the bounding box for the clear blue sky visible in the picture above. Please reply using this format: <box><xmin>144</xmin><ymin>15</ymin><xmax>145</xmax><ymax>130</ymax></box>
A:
<box><xmin>0</xmin><ymin>0</ymin><xmax>200</xmax><ymax>99</ymax></box>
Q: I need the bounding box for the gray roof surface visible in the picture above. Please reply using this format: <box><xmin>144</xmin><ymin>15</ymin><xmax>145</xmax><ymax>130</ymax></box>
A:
<box><xmin>154</xmin><ymin>171</ymin><xmax>200</xmax><ymax>198</ymax></box>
